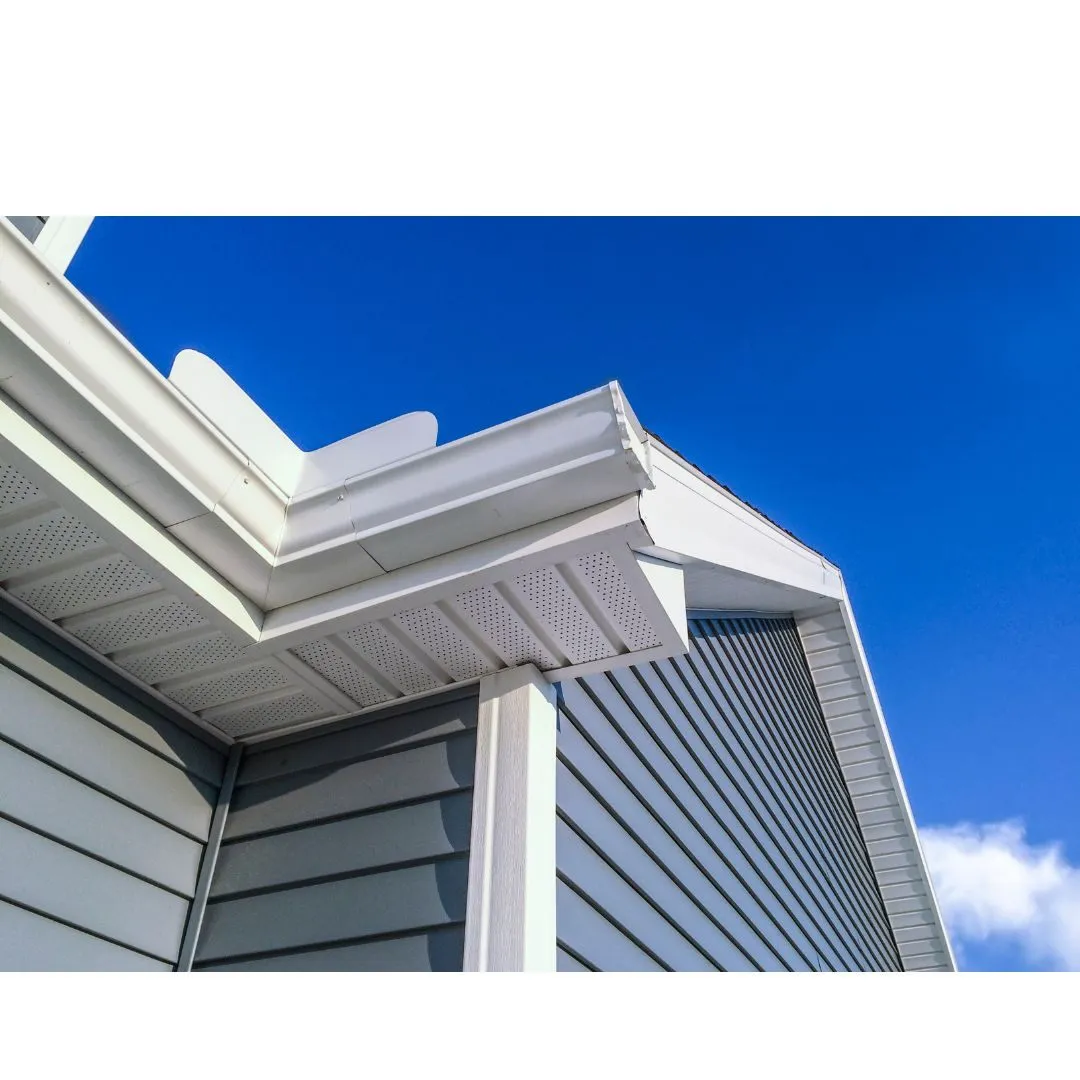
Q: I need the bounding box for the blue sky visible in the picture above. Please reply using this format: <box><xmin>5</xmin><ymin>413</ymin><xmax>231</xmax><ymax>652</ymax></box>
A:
<box><xmin>67</xmin><ymin>217</ymin><xmax>1080</xmax><ymax>971</ymax></box>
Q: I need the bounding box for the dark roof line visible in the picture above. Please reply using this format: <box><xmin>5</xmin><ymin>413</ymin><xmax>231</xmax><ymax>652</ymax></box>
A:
<box><xmin>645</xmin><ymin>430</ymin><xmax>830</xmax><ymax>562</ymax></box>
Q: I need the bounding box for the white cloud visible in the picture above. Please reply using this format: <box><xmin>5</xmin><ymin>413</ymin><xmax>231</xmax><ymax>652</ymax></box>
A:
<box><xmin>920</xmin><ymin>820</ymin><xmax>1080</xmax><ymax>970</ymax></box>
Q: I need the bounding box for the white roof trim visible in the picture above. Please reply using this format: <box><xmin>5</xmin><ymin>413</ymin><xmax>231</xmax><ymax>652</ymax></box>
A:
<box><xmin>1</xmin><ymin>219</ymin><xmax>654</xmax><ymax>616</ymax></box>
<box><xmin>0</xmin><ymin>219</ymin><xmax>688</xmax><ymax>742</ymax></box>
<box><xmin>797</xmin><ymin>599</ymin><xmax>957</xmax><ymax>971</ymax></box>
<box><xmin>168</xmin><ymin>348</ymin><xmax>440</xmax><ymax>499</ymax></box>
<box><xmin>627</xmin><ymin>448</ymin><xmax>955</xmax><ymax>971</ymax></box>
<box><xmin>637</xmin><ymin>440</ymin><xmax>844</xmax><ymax>609</ymax></box>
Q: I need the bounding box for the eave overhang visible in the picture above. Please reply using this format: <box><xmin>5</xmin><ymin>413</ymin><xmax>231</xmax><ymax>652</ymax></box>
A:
<box><xmin>0</xmin><ymin>218</ymin><xmax>954</xmax><ymax>972</ymax></box>
<box><xmin>0</xmin><ymin>219</ymin><xmax>655</xmax><ymax>615</ymax></box>
<box><xmin>636</xmin><ymin>442</ymin><xmax>955</xmax><ymax>972</ymax></box>
<box><xmin>0</xmin><ymin>219</ymin><xmax>689</xmax><ymax>742</ymax></box>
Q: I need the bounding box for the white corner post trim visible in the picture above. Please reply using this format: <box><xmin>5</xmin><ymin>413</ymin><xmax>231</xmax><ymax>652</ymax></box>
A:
<box><xmin>464</xmin><ymin>665</ymin><xmax>557</xmax><ymax>972</ymax></box>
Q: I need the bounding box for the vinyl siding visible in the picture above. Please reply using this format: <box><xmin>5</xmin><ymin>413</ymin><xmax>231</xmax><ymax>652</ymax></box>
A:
<box><xmin>555</xmin><ymin>615</ymin><xmax>902</xmax><ymax>971</ymax></box>
<box><xmin>797</xmin><ymin>608</ymin><xmax>953</xmax><ymax>970</ymax></box>
<box><xmin>194</xmin><ymin>688</ymin><xmax>479</xmax><ymax>971</ymax></box>
<box><xmin>0</xmin><ymin>606</ymin><xmax>227</xmax><ymax>971</ymax></box>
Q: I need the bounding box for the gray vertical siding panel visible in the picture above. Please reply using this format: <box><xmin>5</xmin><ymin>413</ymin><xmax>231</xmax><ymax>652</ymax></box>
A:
<box><xmin>599</xmin><ymin>657</ymin><xmax>859</xmax><ymax>970</ymax></box>
<box><xmin>556</xmin><ymin>691</ymin><xmax>816</xmax><ymax>971</ymax></box>
<box><xmin>563</xmin><ymin>669</ymin><xmax>855</xmax><ymax>971</ymax></box>
<box><xmin>555</xmin><ymin>616</ymin><xmax>901</xmax><ymax>971</ymax></box>
<box><xmin>750</xmin><ymin>620</ymin><xmax>905</xmax><ymax>942</ymax></box>
<box><xmin>0</xmin><ymin>610</ymin><xmax>228</xmax><ymax>970</ymax></box>
<box><xmin>557</xmin><ymin>802</ymin><xmax>748</xmax><ymax>971</ymax></box>
<box><xmin>666</xmin><ymin>641</ymin><xmax>888</xmax><ymax>969</ymax></box>
<box><xmin>689</xmin><ymin>621</ymin><xmax>898</xmax><ymax>967</ymax></box>
<box><xmin>630</xmin><ymin>658</ymin><xmax>857</xmax><ymax>970</ymax></box>
<box><xmin>698</xmin><ymin>620</ymin><xmax>895</xmax><ymax>952</ymax></box>
<box><xmin>556</xmin><ymin>879</ymin><xmax>665</xmax><ymax>971</ymax></box>
<box><xmin>194</xmin><ymin>689</ymin><xmax>478</xmax><ymax>971</ymax></box>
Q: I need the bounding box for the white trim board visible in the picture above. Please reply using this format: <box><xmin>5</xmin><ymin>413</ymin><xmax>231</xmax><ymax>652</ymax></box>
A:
<box><xmin>796</xmin><ymin>598</ymin><xmax>956</xmax><ymax>972</ymax></box>
<box><xmin>464</xmin><ymin>665</ymin><xmax>557</xmax><ymax>971</ymax></box>
<box><xmin>0</xmin><ymin>221</ymin><xmax>654</xmax><ymax>616</ymax></box>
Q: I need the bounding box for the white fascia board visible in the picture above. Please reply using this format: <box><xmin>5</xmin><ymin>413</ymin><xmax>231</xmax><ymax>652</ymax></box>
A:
<box><xmin>279</xmin><ymin>381</ymin><xmax>652</xmax><ymax>561</ymax></box>
<box><xmin>0</xmin><ymin>219</ymin><xmax>290</xmax><ymax>563</ymax></box>
<box><xmin>639</xmin><ymin>440</ymin><xmax>843</xmax><ymax>601</ymax></box>
<box><xmin>797</xmin><ymin>591</ymin><xmax>957</xmax><ymax>972</ymax></box>
<box><xmin>627</xmin><ymin>549</ymin><xmax>688</xmax><ymax>649</ymax></box>
<box><xmin>248</xmin><ymin>494</ymin><xmax>652</xmax><ymax>655</ymax></box>
<box><xmin>169</xmin><ymin>349</ymin><xmax>651</xmax><ymax>587</ymax></box>
<box><xmin>0</xmin><ymin>221</ymin><xmax>657</xmax><ymax>618</ymax></box>
<box><xmin>679</xmin><ymin>560</ymin><xmax>836</xmax><ymax>615</ymax></box>
<box><xmin>836</xmin><ymin>587</ymin><xmax>957</xmax><ymax>972</ymax></box>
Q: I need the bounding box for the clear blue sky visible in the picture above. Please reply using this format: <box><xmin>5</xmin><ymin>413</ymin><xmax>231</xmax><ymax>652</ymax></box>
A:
<box><xmin>67</xmin><ymin>218</ymin><xmax>1080</xmax><ymax>971</ymax></box>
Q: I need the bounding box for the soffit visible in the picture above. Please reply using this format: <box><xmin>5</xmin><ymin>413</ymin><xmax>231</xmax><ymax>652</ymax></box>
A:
<box><xmin>0</xmin><ymin>457</ymin><xmax>685</xmax><ymax>742</ymax></box>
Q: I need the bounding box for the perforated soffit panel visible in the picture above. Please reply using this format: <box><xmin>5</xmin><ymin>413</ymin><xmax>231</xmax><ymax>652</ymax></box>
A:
<box><xmin>0</xmin><ymin>459</ymin><xmax>673</xmax><ymax>742</ymax></box>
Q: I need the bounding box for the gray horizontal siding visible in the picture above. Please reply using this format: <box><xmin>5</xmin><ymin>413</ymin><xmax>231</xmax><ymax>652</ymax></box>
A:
<box><xmin>212</xmin><ymin>792</ymin><xmax>472</xmax><ymax>897</ymax></box>
<box><xmin>0</xmin><ymin>739</ymin><xmax>202</xmax><ymax>894</ymax></box>
<box><xmin>196</xmin><ymin>926</ymin><xmax>467</xmax><ymax>972</ymax></box>
<box><xmin>223</xmin><ymin>734</ymin><xmax>475</xmax><ymax>839</ymax></box>
<box><xmin>555</xmin><ymin>616</ymin><xmax>902</xmax><ymax>971</ymax></box>
<box><xmin>195</xmin><ymin>690</ymin><xmax>478</xmax><ymax>971</ymax></box>
<box><xmin>0</xmin><ymin>608</ymin><xmax>228</xmax><ymax>970</ymax></box>
<box><xmin>0</xmin><ymin>817</ymin><xmax>189</xmax><ymax>960</ymax></box>
<box><xmin>0</xmin><ymin>900</ymin><xmax>169</xmax><ymax>972</ymax></box>
<box><xmin>0</xmin><ymin>661</ymin><xmax>217</xmax><ymax>838</ymax></box>
<box><xmin>0</xmin><ymin>607</ymin><xmax>223</xmax><ymax>784</ymax></box>
<box><xmin>197</xmin><ymin>861</ymin><xmax>470</xmax><ymax>963</ymax></box>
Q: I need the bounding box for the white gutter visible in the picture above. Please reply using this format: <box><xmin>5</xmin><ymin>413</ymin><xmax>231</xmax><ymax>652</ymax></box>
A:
<box><xmin>0</xmin><ymin>218</ymin><xmax>655</xmax><ymax>621</ymax></box>
<box><xmin>0</xmin><ymin>219</ymin><xmax>288</xmax><ymax>547</ymax></box>
<box><xmin>271</xmin><ymin>378</ymin><xmax>652</xmax><ymax>607</ymax></box>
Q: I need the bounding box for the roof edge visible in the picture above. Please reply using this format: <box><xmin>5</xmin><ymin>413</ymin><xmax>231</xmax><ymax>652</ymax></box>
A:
<box><xmin>796</xmin><ymin>596</ymin><xmax>957</xmax><ymax>971</ymax></box>
<box><xmin>0</xmin><ymin>222</ymin><xmax>656</xmax><ymax>616</ymax></box>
